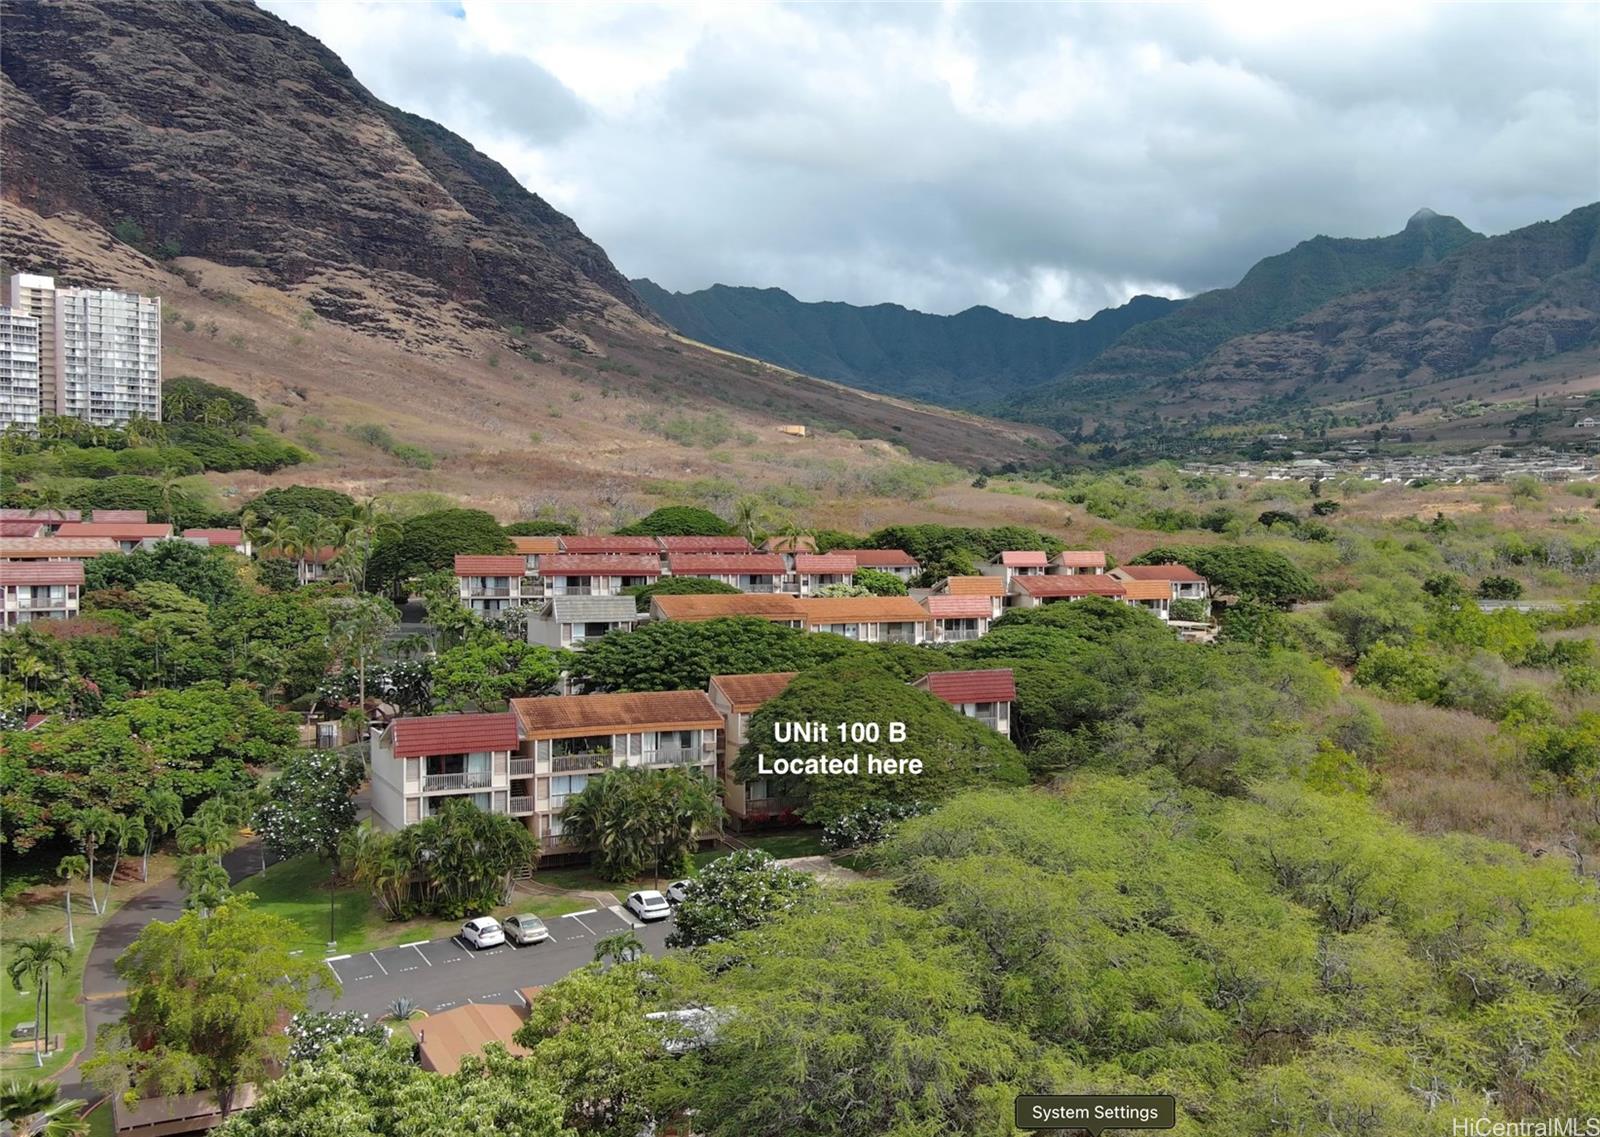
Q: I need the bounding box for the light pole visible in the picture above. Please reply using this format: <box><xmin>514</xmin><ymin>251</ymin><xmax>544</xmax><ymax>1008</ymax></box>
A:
<box><xmin>327</xmin><ymin>863</ymin><xmax>337</xmax><ymax>952</ymax></box>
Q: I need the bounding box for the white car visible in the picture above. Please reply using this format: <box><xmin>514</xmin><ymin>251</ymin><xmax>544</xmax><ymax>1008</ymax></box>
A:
<box><xmin>459</xmin><ymin>916</ymin><xmax>505</xmax><ymax>949</ymax></box>
<box><xmin>625</xmin><ymin>890</ymin><xmax>672</xmax><ymax>922</ymax></box>
<box><xmin>503</xmin><ymin>914</ymin><xmax>550</xmax><ymax>946</ymax></box>
<box><xmin>664</xmin><ymin>879</ymin><xmax>693</xmax><ymax>905</ymax></box>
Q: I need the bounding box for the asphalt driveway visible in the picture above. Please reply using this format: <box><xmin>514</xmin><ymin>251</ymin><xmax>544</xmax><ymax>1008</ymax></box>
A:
<box><xmin>323</xmin><ymin>903</ymin><xmax>675</xmax><ymax>1018</ymax></box>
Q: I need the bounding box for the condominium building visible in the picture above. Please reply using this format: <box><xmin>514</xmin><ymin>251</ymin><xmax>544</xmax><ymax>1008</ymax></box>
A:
<box><xmin>0</xmin><ymin>307</ymin><xmax>41</xmax><ymax>432</ymax></box>
<box><xmin>0</xmin><ymin>561</ymin><xmax>84</xmax><ymax>627</ymax></box>
<box><xmin>1</xmin><ymin>274</ymin><xmax>161</xmax><ymax>428</ymax></box>
<box><xmin>370</xmin><ymin>713</ymin><xmax>522</xmax><ymax>828</ymax></box>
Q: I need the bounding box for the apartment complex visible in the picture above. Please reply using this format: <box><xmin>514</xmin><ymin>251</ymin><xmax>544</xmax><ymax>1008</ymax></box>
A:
<box><xmin>0</xmin><ymin>274</ymin><xmax>162</xmax><ymax>428</ymax></box>
<box><xmin>0</xmin><ymin>561</ymin><xmax>84</xmax><ymax>627</ymax></box>
<box><xmin>0</xmin><ymin>306</ymin><xmax>41</xmax><ymax>432</ymax></box>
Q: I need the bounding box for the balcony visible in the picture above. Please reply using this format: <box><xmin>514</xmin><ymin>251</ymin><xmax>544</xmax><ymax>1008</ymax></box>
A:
<box><xmin>509</xmin><ymin>757</ymin><xmax>536</xmax><ymax>777</ymax></box>
<box><xmin>882</xmin><ymin>627</ymin><xmax>922</xmax><ymax>644</ymax></box>
<box><xmin>938</xmin><ymin>628</ymin><xmax>981</xmax><ymax>642</ymax></box>
<box><xmin>740</xmin><ymin>582</ymin><xmax>776</xmax><ymax>593</ymax></box>
<box><xmin>16</xmin><ymin>595</ymin><xmax>71</xmax><ymax>610</ymax></box>
<box><xmin>466</xmin><ymin>585</ymin><xmax>513</xmax><ymax>598</ymax></box>
<box><xmin>541</xmin><ymin>835</ymin><xmax>576</xmax><ymax>852</ymax></box>
<box><xmin>645</xmin><ymin>747</ymin><xmax>712</xmax><ymax>767</ymax></box>
<box><xmin>551</xmin><ymin>585</ymin><xmax>595</xmax><ymax>596</ymax></box>
<box><xmin>552</xmin><ymin>751</ymin><xmax>614</xmax><ymax>773</ymax></box>
<box><xmin>509</xmin><ymin>796</ymin><xmax>534</xmax><ymax>815</ymax></box>
<box><xmin>421</xmin><ymin>770</ymin><xmax>492</xmax><ymax>792</ymax></box>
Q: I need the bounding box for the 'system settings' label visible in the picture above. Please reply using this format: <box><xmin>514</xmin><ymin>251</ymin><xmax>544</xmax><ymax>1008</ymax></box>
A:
<box><xmin>756</xmin><ymin>719</ymin><xmax>924</xmax><ymax>776</ymax></box>
<box><xmin>1014</xmin><ymin>1095</ymin><xmax>1177</xmax><ymax>1134</ymax></box>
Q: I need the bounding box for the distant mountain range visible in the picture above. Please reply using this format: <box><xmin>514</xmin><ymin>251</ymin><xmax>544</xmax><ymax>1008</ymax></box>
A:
<box><xmin>638</xmin><ymin>205</ymin><xmax>1600</xmax><ymax>429</ymax></box>
<box><xmin>630</xmin><ymin>280</ymin><xmax>1181</xmax><ymax>407</ymax></box>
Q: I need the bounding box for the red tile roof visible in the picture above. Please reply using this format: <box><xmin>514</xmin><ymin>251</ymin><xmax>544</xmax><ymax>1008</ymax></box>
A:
<box><xmin>91</xmin><ymin>509</ymin><xmax>149</xmax><ymax>523</ymax></box>
<box><xmin>941</xmin><ymin>575</ymin><xmax>1006</xmax><ymax>596</ymax></box>
<box><xmin>0</xmin><ymin>561</ymin><xmax>85</xmax><ymax>586</ymax></box>
<box><xmin>800</xmin><ymin>596</ymin><xmax>931</xmax><ymax>625</ymax></box>
<box><xmin>0</xmin><ymin>521</ymin><xmax>46</xmax><ymax>538</ymax></box>
<box><xmin>0</xmin><ymin>509</ymin><xmax>80</xmax><ymax>522</ymax></box>
<box><xmin>667</xmin><ymin>553</ymin><xmax>785</xmax><ymax>574</ymax></box>
<box><xmin>54</xmin><ymin>522</ymin><xmax>174</xmax><ymax>541</ymax></box>
<box><xmin>1055</xmin><ymin>550</ymin><xmax>1107</xmax><ymax>569</ymax></box>
<box><xmin>0</xmin><ymin>537</ymin><xmax>122</xmax><ymax>560</ymax></box>
<box><xmin>540</xmin><ymin>554</ymin><xmax>662</xmax><ymax>577</ymax></box>
<box><xmin>511</xmin><ymin>690</ymin><xmax>722</xmax><ymax>738</ymax></box>
<box><xmin>509</xmin><ymin>536</ymin><xmax>563</xmax><ymax>555</ymax></box>
<box><xmin>1118</xmin><ymin>564</ymin><xmax>1205</xmax><ymax>583</ymax></box>
<box><xmin>709</xmin><ymin>672</ymin><xmax>799</xmax><ymax>710</ymax></box>
<box><xmin>795</xmin><ymin>553</ymin><xmax>855</xmax><ymax>573</ymax></box>
<box><xmin>833</xmin><ymin>549</ymin><xmax>919</xmax><ymax>567</ymax></box>
<box><xmin>996</xmin><ymin>550</ymin><xmax>1048</xmax><ymax>567</ymax></box>
<box><xmin>1119</xmin><ymin>579</ymin><xmax>1175</xmax><ymax>601</ymax></box>
<box><xmin>658</xmin><ymin>536</ymin><xmax>755</xmax><ymax>552</ymax></box>
<box><xmin>916</xmin><ymin>669</ymin><xmax>1016</xmax><ymax>704</ymax></box>
<box><xmin>1015</xmin><ymin>575</ymin><xmax>1126</xmax><ymax>597</ymax></box>
<box><xmin>559</xmin><ymin>536</ymin><xmax>662</xmax><ymax>554</ymax></box>
<box><xmin>454</xmin><ymin>554</ymin><xmax>527</xmax><ymax>576</ymax></box>
<box><xmin>389</xmin><ymin>713</ymin><xmax>520</xmax><ymax>758</ymax></box>
<box><xmin>183</xmin><ymin>528</ymin><xmax>245</xmax><ymax>546</ymax></box>
<box><xmin>651</xmin><ymin>594</ymin><xmax>807</xmax><ymax>621</ymax></box>
<box><xmin>924</xmin><ymin>595</ymin><xmax>993</xmax><ymax>618</ymax></box>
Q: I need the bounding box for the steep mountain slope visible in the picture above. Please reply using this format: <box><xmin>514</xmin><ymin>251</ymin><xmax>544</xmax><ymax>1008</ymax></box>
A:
<box><xmin>1187</xmin><ymin>203</ymin><xmax>1600</xmax><ymax>396</ymax></box>
<box><xmin>1072</xmin><ymin>209</ymin><xmax>1484</xmax><ymax>383</ymax></box>
<box><xmin>632</xmin><ymin>280</ymin><xmax>1182</xmax><ymax>407</ymax></box>
<box><xmin>1</xmin><ymin>0</ymin><xmax>645</xmax><ymax>348</ymax></box>
<box><xmin>0</xmin><ymin>0</ymin><xmax>1057</xmax><ymax>483</ymax></box>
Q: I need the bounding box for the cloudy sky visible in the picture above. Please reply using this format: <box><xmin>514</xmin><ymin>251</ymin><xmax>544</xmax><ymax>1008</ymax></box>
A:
<box><xmin>263</xmin><ymin>0</ymin><xmax>1598</xmax><ymax>321</ymax></box>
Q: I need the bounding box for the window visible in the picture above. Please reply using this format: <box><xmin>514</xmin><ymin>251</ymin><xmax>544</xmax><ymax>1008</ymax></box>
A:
<box><xmin>550</xmin><ymin>773</ymin><xmax>589</xmax><ymax>810</ymax></box>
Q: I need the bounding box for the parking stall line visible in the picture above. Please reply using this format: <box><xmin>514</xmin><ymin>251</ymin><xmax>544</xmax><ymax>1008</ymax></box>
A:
<box><xmin>452</xmin><ymin>937</ymin><xmax>478</xmax><ymax>960</ymax></box>
<box><xmin>370</xmin><ymin>952</ymin><xmax>388</xmax><ymax>976</ymax></box>
<box><xmin>411</xmin><ymin>945</ymin><xmax>431</xmax><ymax>966</ymax></box>
<box><xmin>562</xmin><ymin>910</ymin><xmax>597</xmax><ymax>936</ymax></box>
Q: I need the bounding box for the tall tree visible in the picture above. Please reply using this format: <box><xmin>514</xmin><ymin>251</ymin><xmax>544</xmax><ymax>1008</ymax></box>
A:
<box><xmin>138</xmin><ymin>787</ymin><xmax>184</xmax><ymax>882</ymax></box>
<box><xmin>84</xmin><ymin>899</ymin><xmax>335</xmax><ymax>1117</ymax></box>
<box><xmin>560</xmin><ymin>766</ymin><xmax>722</xmax><ymax>883</ymax></box>
<box><xmin>325</xmin><ymin>594</ymin><xmax>400</xmax><ymax>712</ymax></box>
<box><xmin>68</xmin><ymin>807</ymin><xmax>120</xmax><ymax>915</ymax></box>
<box><xmin>6</xmin><ymin>937</ymin><xmax>71</xmax><ymax>1067</ymax></box>
<box><xmin>253</xmin><ymin>751</ymin><xmax>363</xmax><ymax>863</ymax></box>
<box><xmin>55</xmin><ymin>857</ymin><xmax>87</xmax><ymax>949</ymax></box>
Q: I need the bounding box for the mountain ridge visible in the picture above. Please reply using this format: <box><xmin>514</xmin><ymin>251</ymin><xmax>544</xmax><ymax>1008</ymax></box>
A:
<box><xmin>631</xmin><ymin>278</ymin><xmax>1183</xmax><ymax>408</ymax></box>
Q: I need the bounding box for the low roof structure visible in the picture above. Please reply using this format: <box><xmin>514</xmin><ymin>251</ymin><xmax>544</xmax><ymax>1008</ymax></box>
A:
<box><xmin>541</xmin><ymin>595</ymin><xmax>641</xmax><ymax>622</ymax></box>
<box><xmin>1115</xmin><ymin>564</ymin><xmax>1206</xmax><ymax>583</ymax></box>
<box><xmin>0</xmin><ymin>537</ymin><xmax>122</xmax><ymax>560</ymax></box>
<box><xmin>1118</xmin><ymin>579</ymin><xmax>1176</xmax><ymax>601</ymax></box>
<box><xmin>559</xmin><ymin>535</ymin><xmax>662</xmax><ymax>554</ymax></box>
<box><xmin>388</xmin><ymin>712</ymin><xmax>521</xmax><ymax>757</ymax></box>
<box><xmin>416</xmin><ymin>1003</ymin><xmax>530</xmax><ymax>1076</ymax></box>
<box><xmin>650</xmin><ymin>594</ymin><xmax>807</xmax><ymax>622</ymax></box>
<box><xmin>54</xmin><ymin>521</ymin><xmax>174</xmax><ymax>541</ymax></box>
<box><xmin>915</xmin><ymin>669</ymin><xmax>1017</xmax><ymax>704</ymax></box>
<box><xmin>833</xmin><ymin>549</ymin><xmax>920</xmax><ymax>567</ymax></box>
<box><xmin>798</xmin><ymin>596</ymin><xmax>931</xmax><ymax>625</ymax></box>
<box><xmin>182</xmin><ymin>528</ymin><xmax>246</xmax><ymax>547</ymax></box>
<box><xmin>993</xmin><ymin>550</ymin><xmax>1048</xmax><ymax>568</ymax></box>
<box><xmin>939</xmin><ymin>575</ymin><xmax>1006</xmax><ymax>596</ymax></box>
<box><xmin>509</xmin><ymin>535</ymin><xmax>563</xmax><ymax>555</ymax></box>
<box><xmin>658</xmin><ymin>535</ymin><xmax>755</xmax><ymax>553</ymax></box>
<box><xmin>511</xmin><ymin>690</ymin><xmax>722</xmax><ymax>738</ymax></box>
<box><xmin>708</xmin><ymin>672</ymin><xmax>799</xmax><ymax>710</ymax></box>
<box><xmin>539</xmin><ymin>554</ymin><xmax>662</xmax><ymax>577</ymax></box>
<box><xmin>0</xmin><ymin>561</ymin><xmax>85</xmax><ymax>586</ymax></box>
<box><xmin>924</xmin><ymin>595</ymin><xmax>993</xmax><ymax>618</ymax></box>
<box><xmin>666</xmin><ymin>553</ymin><xmax>786</xmax><ymax>574</ymax></box>
<box><xmin>1055</xmin><ymin>550</ymin><xmax>1108</xmax><ymax>569</ymax></box>
<box><xmin>793</xmin><ymin>553</ymin><xmax>856</xmax><ymax>573</ymax></box>
<box><xmin>453</xmin><ymin>554</ymin><xmax>528</xmax><ymax>576</ymax></box>
<box><xmin>1013</xmin><ymin>575</ymin><xmax>1126</xmax><ymax>598</ymax></box>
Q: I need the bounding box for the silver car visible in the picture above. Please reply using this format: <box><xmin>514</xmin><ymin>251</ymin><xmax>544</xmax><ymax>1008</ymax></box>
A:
<box><xmin>504</xmin><ymin>914</ymin><xmax>550</xmax><ymax>945</ymax></box>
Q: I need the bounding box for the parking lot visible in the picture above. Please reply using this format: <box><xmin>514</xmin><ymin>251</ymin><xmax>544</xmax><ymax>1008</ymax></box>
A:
<box><xmin>323</xmin><ymin>902</ymin><xmax>675</xmax><ymax>1018</ymax></box>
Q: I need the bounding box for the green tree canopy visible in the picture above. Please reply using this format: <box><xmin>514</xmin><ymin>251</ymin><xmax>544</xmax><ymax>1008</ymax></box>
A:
<box><xmin>85</xmin><ymin>898</ymin><xmax>336</xmax><ymax>1116</ymax></box>
<box><xmin>560</xmin><ymin>766</ymin><xmax>722</xmax><ymax>882</ymax></box>
<box><xmin>1131</xmin><ymin>544</ymin><xmax>1318</xmax><ymax>605</ymax></box>
<box><xmin>254</xmin><ymin>750</ymin><xmax>364</xmax><ymax>862</ymax></box>
<box><xmin>368</xmin><ymin>509</ymin><xmax>511</xmax><ymax>595</ymax></box>
<box><xmin>666</xmin><ymin>848</ymin><xmax>817</xmax><ymax>948</ymax></box>
<box><xmin>84</xmin><ymin>541</ymin><xmax>244</xmax><ymax>606</ymax></box>
<box><xmin>615</xmin><ymin>506</ymin><xmax>733</xmax><ymax>536</ymax></box>
<box><xmin>432</xmin><ymin>635</ymin><xmax>567</xmax><ymax>710</ymax></box>
<box><xmin>569</xmin><ymin>618</ymin><xmax>863</xmax><ymax>693</ymax></box>
<box><xmin>625</xmin><ymin>576</ymin><xmax>741</xmax><ymax>612</ymax></box>
<box><xmin>735</xmin><ymin>660</ymin><xmax>1029</xmax><ymax>824</ymax></box>
<box><xmin>245</xmin><ymin>485</ymin><xmax>356</xmax><ymax>525</ymax></box>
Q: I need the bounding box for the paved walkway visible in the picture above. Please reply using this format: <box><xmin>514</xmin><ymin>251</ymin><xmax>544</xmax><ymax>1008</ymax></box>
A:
<box><xmin>54</xmin><ymin>841</ymin><xmax>264</xmax><ymax>1102</ymax></box>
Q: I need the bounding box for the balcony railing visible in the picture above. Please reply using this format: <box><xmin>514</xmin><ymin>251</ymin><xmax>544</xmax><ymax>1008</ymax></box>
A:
<box><xmin>466</xmin><ymin>585</ymin><xmax>513</xmax><ymax>598</ymax></box>
<box><xmin>16</xmin><ymin>596</ymin><xmax>71</xmax><ymax>609</ymax></box>
<box><xmin>422</xmin><ymin>770</ymin><xmax>492</xmax><ymax>792</ymax></box>
<box><xmin>509</xmin><ymin>795</ymin><xmax>534</xmax><ymax>815</ymax></box>
<box><xmin>541</xmin><ymin>835</ymin><xmax>576</xmax><ymax>852</ymax></box>
<box><xmin>551</xmin><ymin>585</ymin><xmax>595</xmax><ymax>596</ymax></box>
<box><xmin>645</xmin><ymin>747</ymin><xmax>711</xmax><ymax>767</ymax></box>
<box><xmin>509</xmin><ymin>757</ymin><xmax>536</xmax><ymax>777</ymax></box>
<box><xmin>882</xmin><ymin>628</ymin><xmax>922</xmax><ymax>644</ymax></box>
<box><xmin>938</xmin><ymin>628</ymin><xmax>981</xmax><ymax>641</ymax></box>
<box><xmin>740</xmin><ymin>582</ymin><xmax>776</xmax><ymax>593</ymax></box>
<box><xmin>552</xmin><ymin>751</ymin><xmax>614</xmax><ymax>773</ymax></box>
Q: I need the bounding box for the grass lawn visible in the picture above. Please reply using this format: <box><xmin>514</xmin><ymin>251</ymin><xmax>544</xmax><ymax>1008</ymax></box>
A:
<box><xmin>534</xmin><ymin>831</ymin><xmax>829</xmax><ymax>901</ymax></box>
<box><xmin>85</xmin><ymin>1101</ymin><xmax>115</xmax><ymax>1137</ymax></box>
<box><xmin>0</xmin><ymin>851</ymin><xmax>180</xmax><ymax>1083</ymax></box>
<box><xmin>739</xmin><ymin>829</ymin><xmax>827</xmax><ymax>859</ymax></box>
<box><xmin>238</xmin><ymin>854</ymin><xmax>589</xmax><ymax>957</ymax></box>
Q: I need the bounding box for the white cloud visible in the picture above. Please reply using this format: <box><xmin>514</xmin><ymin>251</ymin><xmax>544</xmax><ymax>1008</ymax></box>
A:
<box><xmin>260</xmin><ymin>0</ymin><xmax>1600</xmax><ymax>320</ymax></box>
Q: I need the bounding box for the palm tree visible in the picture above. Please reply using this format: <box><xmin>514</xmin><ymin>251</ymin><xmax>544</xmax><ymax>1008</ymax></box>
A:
<box><xmin>6</xmin><ymin>937</ymin><xmax>71</xmax><ymax>1067</ymax></box>
<box><xmin>0</xmin><ymin>1080</ymin><xmax>88</xmax><ymax>1136</ymax></box>
<box><xmin>593</xmin><ymin>931</ymin><xmax>644</xmax><ymax>967</ymax></box>
<box><xmin>732</xmin><ymin>496</ymin><xmax>768</xmax><ymax>545</ymax></box>
<box><xmin>178</xmin><ymin>809</ymin><xmax>233</xmax><ymax>865</ymax></box>
<box><xmin>327</xmin><ymin>594</ymin><xmax>400</xmax><ymax>712</ymax></box>
<box><xmin>68</xmin><ymin>808</ymin><xmax>119</xmax><ymax>915</ymax></box>
<box><xmin>155</xmin><ymin>467</ymin><xmax>183</xmax><ymax>525</ymax></box>
<box><xmin>55</xmin><ymin>857</ymin><xmax>88</xmax><ymax>949</ymax></box>
<box><xmin>259</xmin><ymin>518</ymin><xmax>301</xmax><ymax>561</ymax></box>
<box><xmin>177</xmin><ymin>854</ymin><xmax>231</xmax><ymax>916</ymax></box>
<box><xmin>341</xmin><ymin>823</ymin><xmax>412</xmax><ymax>919</ymax></box>
<box><xmin>139</xmin><ymin>788</ymin><xmax>184</xmax><ymax>882</ymax></box>
<box><xmin>162</xmin><ymin>384</ymin><xmax>197</xmax><ymax>422</ymax></box>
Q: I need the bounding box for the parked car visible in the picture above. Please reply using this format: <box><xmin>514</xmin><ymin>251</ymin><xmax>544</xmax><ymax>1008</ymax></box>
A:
<box><xmin>459</xmin><ymin>916</ymin><xmax>505</xmax><ymax>949</ymax></box>
<box><xmin>503</xmin><ymin>914</ymin><xmax>550</xmax><ymax>946</ymax></box>
<box><xmin>625</xmin><ymin>890</ymin><xmax>672</xmax><ymax>922</ymax></box>
<box><xmin>665</xmin><ymin>879</ymin><xmax>693</xmax><ymax>905</ymax></box>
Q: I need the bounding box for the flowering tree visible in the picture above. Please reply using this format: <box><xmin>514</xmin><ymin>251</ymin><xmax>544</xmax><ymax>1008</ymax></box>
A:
<box><xmin>254</xmin><ymin>751</ymin><xmax>364</xmax><ymax>863</ymax></box>
<box><xmin>285</xmin><ymin>1010</ymin><xmax>384</xmax><ymax>1064</ymax></box>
